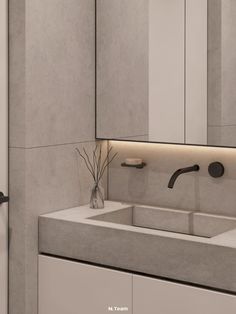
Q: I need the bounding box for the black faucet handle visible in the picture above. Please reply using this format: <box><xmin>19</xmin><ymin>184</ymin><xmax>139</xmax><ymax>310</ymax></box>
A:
<box><xmin>208</xmin><ymin>162</ymin><xmax>224</xmax><ymax>178</ymax></box>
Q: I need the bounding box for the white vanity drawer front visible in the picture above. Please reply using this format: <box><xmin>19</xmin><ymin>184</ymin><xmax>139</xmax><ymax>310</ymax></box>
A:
<box><xmin>38</xmin><ymin>255</ymin><xmax>132</xmax><ymax>314</ymax></box>
<box><xmin>133</xmin><ymin>275</ymin><xmax>236</xmax><ymax>314</ymax></box>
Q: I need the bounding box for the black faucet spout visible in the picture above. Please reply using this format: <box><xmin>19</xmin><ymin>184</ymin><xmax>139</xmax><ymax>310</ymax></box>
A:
<box><xmin>168</xmin><ymin>164</ymin><xmax>200</xmax><ymax>189</ymax></box>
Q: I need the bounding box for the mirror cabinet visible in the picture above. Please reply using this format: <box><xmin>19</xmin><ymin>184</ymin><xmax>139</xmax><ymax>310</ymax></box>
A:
<box><xmin>96</xmin><ymin>0</ymin><xmax>236</xmax><ymax>148</ymax></box>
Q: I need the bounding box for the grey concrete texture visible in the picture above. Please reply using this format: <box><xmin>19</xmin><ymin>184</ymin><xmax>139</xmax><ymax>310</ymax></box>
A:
<box><xmin>39</xmin><ymin>202</ymin><xmax>236</xmax><ymax>292</ymax></box>
<box><xmin>9</xmin><ymin>141</ymin><xmax>108</xmax><ymax>314</ymax></box>
<box><xmin>10</xmin><ymin>0</ymin><xmax>95</xmax><ymax>148</ymax></box>
<box><xmin>9</xmin><ymin>1</ymin><xmax>97</xmax><ymax>313</ymax></box>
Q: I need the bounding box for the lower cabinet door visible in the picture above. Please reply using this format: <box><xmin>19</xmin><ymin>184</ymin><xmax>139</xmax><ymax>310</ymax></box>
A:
<box><xmin>133</xmin><ymin>275</ymin><xmax>236</xmax><ymax>314</ymax></box>
<box><xmin>38</xmin><ymin>255</ymin><xmax>132</xmax><ymax>314</ymax></box>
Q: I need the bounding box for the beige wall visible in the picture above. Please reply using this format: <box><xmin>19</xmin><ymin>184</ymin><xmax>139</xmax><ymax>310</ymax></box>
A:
<box><xmin>9</xmin><ymin>1</ymin><xmax>96</xmax><ymax>313</ymax></box>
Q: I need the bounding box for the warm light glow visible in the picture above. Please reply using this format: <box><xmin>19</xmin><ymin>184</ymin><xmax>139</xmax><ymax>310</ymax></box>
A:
<box><xmin>109</xmin><ymin>140</ymin><xmax>236</xmax><ymax>152</ymax></box>
<box><xmin>108</xmin><ymin>140</ymin><xmax>236</xmax><ymax>163</ymax></box>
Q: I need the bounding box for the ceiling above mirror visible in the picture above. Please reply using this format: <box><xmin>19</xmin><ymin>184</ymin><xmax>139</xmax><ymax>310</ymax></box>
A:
<box><xmin>96</xmin><ymin>0</ymin><xmax>236</xmax><ymax>148</ymax></box>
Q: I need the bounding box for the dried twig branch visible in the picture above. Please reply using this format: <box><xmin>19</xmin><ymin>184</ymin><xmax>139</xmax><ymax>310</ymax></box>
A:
<box><xmin>98</xmin><ymin>146</ymin><xmax>113</xmax><ymax>179</ymax></box>
<box><xmin>98</xmin><ymin>152</ymin><xmax>118</xmax><ymax>184</ymax></box>
<box><xmin>76</xmin><ymin>144</ymin><xmax>117</xmax><ymax>185</ymax></box>
<box><xmin>76</xmin><ymin>148</ymin><xmax>95</xmax><ymax>180</ymax></box>
<box><xmin>83</xmin><ymin>147</ymin><xmax>95</xmax><ymax>177</ymax></box>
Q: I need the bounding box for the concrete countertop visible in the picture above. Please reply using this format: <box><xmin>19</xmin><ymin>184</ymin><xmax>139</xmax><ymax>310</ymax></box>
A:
<box><xmin>39</xmin><ymin>201</ymin><xmax>236</xmax><ymax>293</ymax></box>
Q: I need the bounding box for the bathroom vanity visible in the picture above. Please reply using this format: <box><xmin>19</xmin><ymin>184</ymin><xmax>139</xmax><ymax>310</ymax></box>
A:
<box><xmin>38</xmin><ymin>202</ymin><xmax>236</xmax><ymax>314</ymax></box>
<box><xmin>37</xmin><ymin>1</ymin><xmax>236</xmax><ymax>312</ymax></box>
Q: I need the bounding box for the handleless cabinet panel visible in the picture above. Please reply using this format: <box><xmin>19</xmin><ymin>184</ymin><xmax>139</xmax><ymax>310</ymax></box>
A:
<box><xmin>133</xmin><ymin>275</ymin><xmax>236</xmax><ymax>314</ymax></box>
<box><xmin>38</xmin><ymin>255</ymin><xmax>132</xmax><ymax>314</ymax></box>
<box><xmin>39</xmin><ymin>255</ymin><xmax>236</xmax><ymax>314</ymax></box>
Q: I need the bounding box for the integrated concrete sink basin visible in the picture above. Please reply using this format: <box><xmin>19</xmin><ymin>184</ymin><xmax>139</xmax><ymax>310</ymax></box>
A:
<box><xmin>39</xmin><ymin>201</ymin><xmax>236</xmax><ymax>292</ymax></box>
<box><xmin>89</xmin><ymin>205</ymin><xmax>236</xmax><ymax>238</ymax></box>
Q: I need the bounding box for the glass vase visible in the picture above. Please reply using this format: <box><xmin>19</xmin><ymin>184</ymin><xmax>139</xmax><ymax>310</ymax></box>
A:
<box><xmin>90</xmin><ymin>183</ymin><xmax>104</xmax><ymax>209</ymax></box>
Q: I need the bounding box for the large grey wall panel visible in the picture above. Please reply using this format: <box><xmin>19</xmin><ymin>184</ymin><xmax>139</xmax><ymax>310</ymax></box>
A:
<box><xmin>9</xmin><ymin>0</ymin><xmax>26</xmax><ymax>147</ymax></box>
<box><xmin>10</xmin><ymin>142</ymin><xmax>98</xmax><ymax>314</ymax></box>
<box><xmin>9</xmin><ymin>1</ymin><xmax>96</xmax><ymax>314</ymax></box>
<box><xmin>25</xmin><ymin>0</ymin><xmax>95</xmax><ymax>147</ymax></box>
<box><xmin>11</xmin><ymin>0</ymin><xmax>95</xmax><ymax>148</ymax></box>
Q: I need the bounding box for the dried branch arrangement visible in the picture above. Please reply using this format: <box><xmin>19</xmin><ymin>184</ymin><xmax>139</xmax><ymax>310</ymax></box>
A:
<box><xmin>76</xmin><ymin>144</ymin><xmax>117</xmax><ymax>185</ymax></box>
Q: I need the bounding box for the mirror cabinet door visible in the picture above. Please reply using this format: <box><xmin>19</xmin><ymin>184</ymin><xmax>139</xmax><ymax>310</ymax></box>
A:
<box><xmin>149</xmin><ymin>0</ymin><xmax>185</xmax><ymax>143</ymax></box>
<box><xmin>97</xmin><ymin>0</ymin><xmax>236</xmax><ymax>148</ymax></box>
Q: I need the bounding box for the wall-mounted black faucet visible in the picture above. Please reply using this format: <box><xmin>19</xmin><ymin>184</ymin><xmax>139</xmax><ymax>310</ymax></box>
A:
<box><xmin>168</xmin><ymin>164</ymin><xmax>200</xmax><ymax>189</ymax></box>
